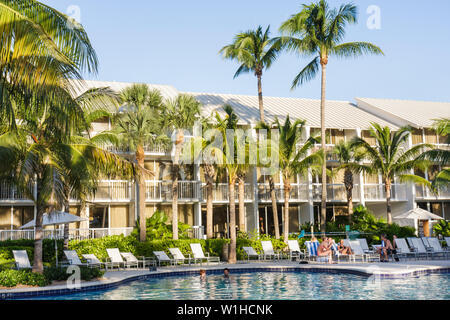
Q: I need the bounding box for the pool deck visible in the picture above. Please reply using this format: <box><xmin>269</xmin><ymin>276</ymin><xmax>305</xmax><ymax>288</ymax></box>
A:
<box><xmin>1</xmin><ymin>259</ymin><xmax>449</xmax><ymax>299</ymax></box>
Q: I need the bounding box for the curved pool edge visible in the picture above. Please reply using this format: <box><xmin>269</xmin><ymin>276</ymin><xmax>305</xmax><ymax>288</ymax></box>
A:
<box><xmin>2</xmin><ymin>261</ymin><xmax>450</xmax><ymax>300</ymax></box>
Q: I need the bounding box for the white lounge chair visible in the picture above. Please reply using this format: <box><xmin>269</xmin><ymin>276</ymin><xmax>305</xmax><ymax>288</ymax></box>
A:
<box><xmin>287</xmin><ymin>240</ymin><xmax>305</xmax><ymax>261</ymax></box>
<box><xmin>12</xmin><ymin>250</ymin><xmax>32</xmax><ymax>270</ymax></box>
<box><xmin>421</xmin><ymin>237</ymin><xmax>431</xmax><ymax>250</ymax></box>
<box><xmin>82</xmin><ymin>254</ymin><xmax>109</xmax><ymax>269</ymax></box>
<box><xmin>330</xmin><ymin>240</ymin><xmax>355</xmax><ymax>263</ymax></box>
<box><xmin>345</xmin><ymin>240</ymin><xmax>378</xmax><ymax>262</ymax></box>
<box><xmin>63</xmin><ymin>250</ymin><xmax>89</xmax><ymax>267</ymax></box>
<box><xmin>106</xmin><ymin>248</ymin><xmax>127</xmax><ymax>269</ymax></box>
<box><xmin>121</xmin><ymin>252</ymin><xmax>154</xmax><ymax>268</ymax></box>
<box><xmin>394</xmin><ymin>238</ymin><xmax>417</xmax><ymax>260</ymax></box>
<box><xmin>242</xmin><ymin>247</ymin><xmax>262</xmax><ymax>261</ymax></box>
<box><xmin>426</xmin><ymin>238</ymin><xmax>448</xmax><ymax>259</ymax></box>
<box><xmin>357</xmin><ymin>239</ymin><xmax>376</xmax><ymax>254</ymax></box>
<box><xmin>407</xmin><ymin>238</ymin><xmax>432</xmax><ymax>259</ymax></box>
<box><xmin>153</xmin><ymin>251</ymin><xmax>175</xmax><ymax>266</ymax></box>
<box><xmin>261</xmin><ymin>241</ymin><xmax>282</xmax><ymax>261</ymax></box>
<box><xmin>190</xmin><ymin>243</ymin><xmax>220</xmax><ymax>265</ymax></box>
<box><xmin>169</xmin><ymin>248</ymin><xmax>193</xmax><ymax>265</ymax></box>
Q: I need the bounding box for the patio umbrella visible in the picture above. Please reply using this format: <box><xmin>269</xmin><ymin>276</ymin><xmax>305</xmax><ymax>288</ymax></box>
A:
<box><xmin>394</xmin><ymin>207</ymin><xmax>444</xmax><ymax>221</ymax></box>
<box><xmin>20</xmin><ymin>211</ymin><xmax>87</xmax><ymax>265</ymax></box>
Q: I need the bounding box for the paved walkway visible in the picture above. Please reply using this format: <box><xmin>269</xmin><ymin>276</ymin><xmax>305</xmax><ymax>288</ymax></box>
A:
<box><xmin>1</xmin><ymin>259</ymin><xmax>449</xmax><ymax>297</ymax></box>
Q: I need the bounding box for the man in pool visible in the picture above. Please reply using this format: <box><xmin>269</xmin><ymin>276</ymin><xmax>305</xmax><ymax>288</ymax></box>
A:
<box><xmin>317</xmin><ymin>237</ymin><xmax>333</xmax><ymax>263</ymax></box>
<box><xmin>199</xmin><ymin>269</ymin><xmax>206</xmax><ymax>280</ymax></box>
<box><xmin>223</xmin><ymin>268</ymin><xmax>230</xmax><ymax>278</ymax></box>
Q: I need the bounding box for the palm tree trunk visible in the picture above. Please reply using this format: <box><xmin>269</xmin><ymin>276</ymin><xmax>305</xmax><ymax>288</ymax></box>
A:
<box><xmin>238</xmin><ymin>177</ymin><xmax>245</xmax><ymax>232</ymax></box>
<box><xmin>206</xmin><ymin>181</ymin><xmax>213</xmax><ymax>239</ymax></box>
<box><xmin>33</xmin><ymin>206</ymin><xmax>44</xmax><ymax>273</ymax></box>
<box><xmin>345</xmin><ymin>170</ymin><xmax>353</xmax><ymax>224</ymax></box>
<box><xmin>63</xmin><ymin>192</ymin><xmax>70</xmax><ymax>250</ymax></box>
<box><xmin>283</xmin><ymin>178</ymin><xmax>291</xmax><ymax>243</ymax></box>
<box><xmin>268</xmin><ymin>176</ymin><xmax>280</xmax><ymax>239</ymax></box>
<box><xmin>228</xmin><ymin>179</ymin><xmax>237</xmax><ymax>263</ymax></box>
<box><xmin>385</xmin><ymin>179</ymin><xmax>393</xmax><ymax>224</ymax></box>
<box><xmin>257</xmin><ymin>75</ymin><xmax>264</xmax><ymax>123</ymax></box>
<box><xmin>172</xmin><ymin>131</ymin><xmax>184</xmax><ymax>240</ymax></box>
<box><xmin>136</xmin><ymin>145</ymin><xmax>147</xmax><ymax>242</ymax></box>
<box><xmin>320</xmin><ymin>60</ymin><xmax>328</xmax><ymax>233</ymax></box>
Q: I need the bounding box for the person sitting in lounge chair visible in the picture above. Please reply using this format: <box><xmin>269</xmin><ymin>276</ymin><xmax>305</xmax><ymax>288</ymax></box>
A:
<box><xmin>337</xmin><ymin>239</ymin><xmax>353</xmax><ymax>255</ymax></box>
<box><xmin>317</xmin><ymin>237</ymin><xmax>333</xmax><ymax>264</ymax></box>
<box><xmin>377</xmin><ymin>234</ymin><xmax>395</xmax><ymax>262</ymax></box>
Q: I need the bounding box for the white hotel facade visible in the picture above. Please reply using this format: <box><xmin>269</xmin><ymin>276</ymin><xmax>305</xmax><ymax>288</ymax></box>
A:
<box><xmin>0</xmin><ymin>81</ymin><xmax>448</xmax><ymax>239</ymax></box>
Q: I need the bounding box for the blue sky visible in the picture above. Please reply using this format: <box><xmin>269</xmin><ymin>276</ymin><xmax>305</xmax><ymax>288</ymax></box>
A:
<box><xmin>43</xmin><ymin>0</ymin><xmax>450</xmax><ymax>102</ymax></box>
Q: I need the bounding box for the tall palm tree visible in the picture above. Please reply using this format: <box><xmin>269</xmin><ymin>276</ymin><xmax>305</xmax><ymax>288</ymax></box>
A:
<box><xmin>115</xmin><ymin>84</ymin><xmax>167</xmax><ymax>242</ymax></box>
<box><xmin>220</xmin><ymin>25</ymin><xmax>282</xmax><ymax>238</ymax></box>
<box><xmin>352</xmin><ymin>123</ymin><xmax>432</xmax><ymax>224</ymax></box>
<box><xmin>162</xmin><ymin>94</ymin><xmax>201</xmax><ymax>240</ymax></box>
<box><xmin>214</xmin><ymin>105</ymin><xmax>241</xmax><ymax>263</ymax></box>
<box><xmin>278</xmin><ymin>0</ymin><xmax>383</xmax><ymax>231</ymax></box>
<box><xmin>272</xmin><ymin>116</ymin><xmax>321</xmax><ymax>242</ymax></box>
<box><xmin>332</xmin><ymin>141</ymin><xmax>371</xmax><ymax>222</ymax></box>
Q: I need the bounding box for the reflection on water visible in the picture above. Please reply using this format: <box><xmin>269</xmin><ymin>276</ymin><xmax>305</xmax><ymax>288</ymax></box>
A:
<box><xmin>25</xmin><ymin>272</ymin><xmax>450</xmax><ymax>300</ymax></box>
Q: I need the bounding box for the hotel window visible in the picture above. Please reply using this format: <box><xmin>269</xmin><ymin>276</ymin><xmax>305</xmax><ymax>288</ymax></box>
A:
<box><xmin>411</xmin><ymin>129</ymin><xmax>423</xmax><ymax>145</ymax></box>
<box><xmin>424</xmin><ymin>128</ymin><xmax>437</xmax><ymax>144</ymax></box>
<box><xmin>361</xmin><ymin>130</ymin><xmax>376</xmax><ymax>146</ymax></box>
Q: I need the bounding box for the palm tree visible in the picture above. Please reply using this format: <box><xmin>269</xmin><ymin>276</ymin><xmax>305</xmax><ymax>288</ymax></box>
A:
<box><xmin>272</xmin><ymin>116</ymin><xmax>321</xmax><ymax>242</ymax></box>
<box><xmin>278</xmin><ymin>0</ymin><xmax>383</xmax><ymax>231</ymax></box>
<box><xmin>0</xmin><ymin>0</ymin><xmax>98</xmax><ymax>127</ymax></box>
<box><xmin>115</xmin><ymin>84</ymin><xmax>167</xmax><ymax>242</ymax></box>
<box><xmin>332</xmin><ymin>141</ymin><xmax>371</xmax><ymax>222</ymax></box>
<box><xmin>220</xmin><ymin>25</ymin><xmax>282</xmax><ymax>238</ymax></box>
<box><xmin>162</xmin><ymin>94</ymin><xmax>201</xmax><ymax>240</ymax></box>
<box><xmin>214</xmin><ymin>105</ymin><xmax>242</xmax><ymax>263</ymax></box>
<box><xmin>351</xmin><ymin>123</ymin><xmax>432</xmax><ymax>224</ymax></box>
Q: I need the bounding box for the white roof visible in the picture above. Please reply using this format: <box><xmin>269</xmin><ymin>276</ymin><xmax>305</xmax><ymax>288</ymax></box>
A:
<box><xmin>356</xmin><ymin>97</ymin><xmax>450</xmax><ymax>128</ymax></box>
<box><xmin>188</xmin><ymin>92</ymin><xmax>399</xmax><ymax>129</ymax></box>
<box><xmin>71</xmin><ymin>79</ymin><xmax>180</xmax><ymax>101</ymax></box>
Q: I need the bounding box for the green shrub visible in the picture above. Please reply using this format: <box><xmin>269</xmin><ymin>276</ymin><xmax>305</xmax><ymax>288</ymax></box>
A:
<box><xmin>68</xmin><ymin>235</ymin><xmax>138</xmax><ymax>261</ymax></box>
<box><xmin>0</xmin><ymin>269</ymin><xmax>49</xmax><ymax>287</ymax></box>
<box><xmin>44</xmin><ymin>266</ymin><xmax>104</xmax><ymax>282</ymax></box>
<box><xmin>433</xmin><ymin>220</ymin><xmax>450</xmax><ymax>237</ymax></box>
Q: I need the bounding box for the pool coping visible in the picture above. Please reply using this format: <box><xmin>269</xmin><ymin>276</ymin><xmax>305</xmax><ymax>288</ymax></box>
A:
<box><xmin>1</xmin><ymin>261</ymin><xmax>449</xmax><ymax>300</ymax></box>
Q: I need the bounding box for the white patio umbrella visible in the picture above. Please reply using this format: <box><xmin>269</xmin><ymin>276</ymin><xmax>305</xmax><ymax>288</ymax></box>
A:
<box><xmin>394</xmin><ymin>207</ymin><xmax>444</xmax><ymax>221</ymax></box>
<box><xmin>20</xmin><ymin>211</ymin><xmax>87</xmax><ymax>265</ymax></box>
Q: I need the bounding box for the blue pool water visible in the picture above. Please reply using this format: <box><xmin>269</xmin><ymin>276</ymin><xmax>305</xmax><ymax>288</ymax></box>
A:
<box><xmin>25</xmin><ymin>271</ymin><xmax>450</xmax><ymax>300</ymax></box>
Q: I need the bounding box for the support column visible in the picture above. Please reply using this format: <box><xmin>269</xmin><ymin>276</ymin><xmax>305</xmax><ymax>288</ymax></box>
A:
<box><xmin>305</xmin><ymin>126</ymin><xmax>315</xmax><ymax>223</ymax></box>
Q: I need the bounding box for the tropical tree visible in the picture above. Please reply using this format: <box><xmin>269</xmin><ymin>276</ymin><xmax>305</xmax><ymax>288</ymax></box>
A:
<box><xmin>220</xmin><ymin>25</ymin><xmax>282</xmax><ymax>238</ymax></box>
<box><xmin>115</xmin><ymin>84</ymin><xmax>167</xmax><ymax>242</ymax></box>
<box><xmin>277</xmin><ymin>0</ymin><xmax>383</xmax><ymax>231</ymax></box>
<box><xmin>351</xmin><ymin>123</ymin><xmax>432</xmax><ymax>224</ymax></box>
<box><xmin>271</xmin><ymin>116</ymin><xmax>321</xmax><ymax>242</ymax></box>
<box><xmin>0</xmin><ymin>0</ymin><xmax>98</xmax><ymax>127</ymax></box>
<box><xmin>162</xmin><ymin>94</ymin><xmax>201</xmax><ymax>240</ymax></box>
<box><xmin>332</xmin><ymin>141</ymin><xmax>371</xmax><ymax>222</ymax></box>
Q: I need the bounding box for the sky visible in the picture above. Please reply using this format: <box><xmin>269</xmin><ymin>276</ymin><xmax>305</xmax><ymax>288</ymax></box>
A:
<box><xmin>42</xmin><ymin>0</ymin><xmax>450</xmax><ymax>103</ymax></box>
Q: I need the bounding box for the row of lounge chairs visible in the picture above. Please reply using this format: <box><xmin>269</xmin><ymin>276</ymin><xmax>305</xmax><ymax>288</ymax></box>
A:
<box><xmin>11</xmin><ymin>243</ymin><xmax>221</xmax><ymax>270</ymax></box>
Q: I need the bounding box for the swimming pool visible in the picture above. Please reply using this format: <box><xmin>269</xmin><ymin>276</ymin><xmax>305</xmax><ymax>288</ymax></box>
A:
<box><xmin>24</xmin><ymin>271</ymin><xmax>450</xmax><ymax>300</ymax></box>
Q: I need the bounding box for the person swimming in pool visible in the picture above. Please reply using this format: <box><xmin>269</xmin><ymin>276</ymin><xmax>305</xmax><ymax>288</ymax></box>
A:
<box><xmin>223</xmin><ymin>268</ymin><xmax>230</xmax><ymax>278</ymax></box>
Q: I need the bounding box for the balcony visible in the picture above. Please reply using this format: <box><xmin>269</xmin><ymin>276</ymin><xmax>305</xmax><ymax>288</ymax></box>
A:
<box><xmin>0</xmin><ymin>227</ymin><xmax>133</xmax><ymax>241</ymax></box>
<box><xmin>105</xmin><ymin>143</ymin><xmax>171</xmax><ymax>156</ymax></box>
<box><xmin>257</xmin><ymin>183</ymin><xmax>308</xmax><ymax>202</ymax></box>
<box><xmin>312</xmin><ymin>184</ymin><xmax>360</xmax><ymax>202</ymax></box>
<box><xmin>0</xmin><ymin>182</ymin><xmax>33</xmax><ymax>203</ymax></box>
<box><xmin>90</xmin><ymin>180</ymin><xmax>131</xmax><ymax>202</ymax></box>
<box><xmin>201</xmin><ymin>183</ymin><xmax>253</xmax><ymax>202</ymax></box>
<box><xmin>415</xmin><ymin>184</ymin><xmax>450</xmax><ymax>200</ymax></box>
<box><xmin>145</xmin><ymin>181</ymin><xmax>200</xmax><ymax>202</ymax></box>
<box><xmin>363</xmin><ymin>184</ymin><xmax>407</xmax><ymax>201</ymax></box>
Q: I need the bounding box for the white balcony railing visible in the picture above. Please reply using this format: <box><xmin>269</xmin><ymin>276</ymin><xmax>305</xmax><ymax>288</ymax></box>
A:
<box><xmin>257</xmin><ymin>183</ymin><xmax>308</xmax><ymax>202</ymax></box>
<box><xmin>90</xmin><ymin>180</ymin><xmax>131</xmax><ymax>202</ymax></box>
<box><xmin>416</xmin><ymin>184</ymin><xmax>450</xmax><ymax>200</ymax></box>
<box><xmin>312</xmin><ymin>184</ymin><xmax>360</xmax><ymax>202</ymax></box>
<box><xmin>0</xmin><ymin>227</ymin><xmax>133</xmax><ymax>241</ymax></box>
<box><xmin>364</xmin><ymin>183</ymin><xmax>407</xmax><ymax>201</ymax></box>
<box><xmin>146</xmin><ymin>181</ymin><xmax>200</xmax><ymax>201</ymax></box>
<box><xmin>0</xmin><ymin>181</ymin><xmax>33</xmax><ymax>202</ymax></box>
<box><xmin>105</xmin><ymin>143</ymin><xmax>171</xmax><ymax>155</ymax></box>
<box><xmin>201</xmin><ymin>183</ymin><xmax>253</xmax><ymax>202</ymax></box>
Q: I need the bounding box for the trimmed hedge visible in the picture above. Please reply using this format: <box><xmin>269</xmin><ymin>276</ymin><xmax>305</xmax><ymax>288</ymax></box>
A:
<box><xmin>43</xmin><ymin>266</ymin><xmax>104</xmax><ymax>282</ymax></box>
<box><xmin>0</xmin><ymin>269</ymin><xmax>49</xmax><ymax>287</ymax></box>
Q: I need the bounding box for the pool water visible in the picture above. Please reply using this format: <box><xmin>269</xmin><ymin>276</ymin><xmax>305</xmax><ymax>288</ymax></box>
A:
<box><xmin>27</xmin><ymin>271</ymin><xmax>450</xmax><ymax>300</ymax></box>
